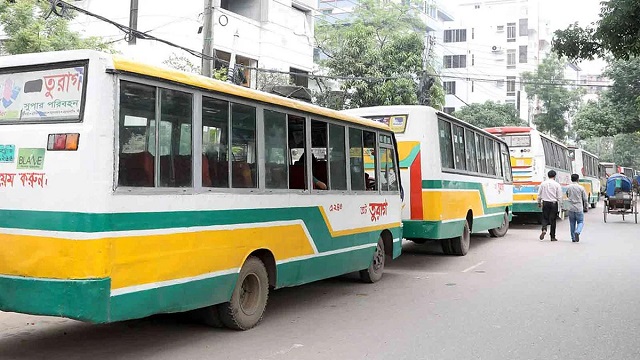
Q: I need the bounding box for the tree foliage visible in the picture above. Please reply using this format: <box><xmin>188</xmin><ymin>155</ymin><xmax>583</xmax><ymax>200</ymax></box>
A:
<box><xmin>314</xmin><ymin>0</ymin><xmax>444</xmax><ymax>110</ymax></box>
<box><xmin>0</xmin><ymin>0</ymin><xmax>111</xmax><ymax>55</ymax></box>
<box><xmin>521</xmin><ymin>55</ymin><xmax>583</xmax><ymax>140</ymax></box>
<box><xmin>552</xmin><ymin>0</ymin><xmax>640</xmax><ymax>61</ymax></box>
<box><xmin>583</xmin><ymin>134</ymin><xmax>640</xmax><ymax>169</ymax></box>
<box><xmin>572</xmin><ymin>57</ymin><xmax>640</xmax><ymax>139</ymax></box>
<box><xmin>453</xmin><ymin>101</ymin><xmax>525</xmax><ymax>128</ymax></box>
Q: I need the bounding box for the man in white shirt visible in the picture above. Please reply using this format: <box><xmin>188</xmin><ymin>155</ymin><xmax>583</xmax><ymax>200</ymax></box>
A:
<box><xmin>537</xmin><ymin>170</ymin><xmax>564</xmax><ymax>241</ymax></box>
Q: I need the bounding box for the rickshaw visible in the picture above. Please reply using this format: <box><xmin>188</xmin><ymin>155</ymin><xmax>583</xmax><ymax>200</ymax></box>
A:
<box><xmin>603</xmin><ymin>174</ymin><xmax>638</xmax><ymax>223</ymax></box>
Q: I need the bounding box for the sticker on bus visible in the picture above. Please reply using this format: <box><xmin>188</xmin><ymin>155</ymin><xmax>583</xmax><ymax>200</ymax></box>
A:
<box><xmin>0</xmin><ymin>145</ymin><xmax>15</xmax><ymax>163</ymax></box>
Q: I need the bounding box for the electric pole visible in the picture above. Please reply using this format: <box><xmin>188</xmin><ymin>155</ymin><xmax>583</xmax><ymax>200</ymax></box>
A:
<box><xmin>128</xmin><ymin>0</ymin><xmax>138</xmax><ymax>45</ymax></box>
<box><xmin>202</xmin><ymin>0</ymin><xmax>214</xmax><ymax>77</ymax></box>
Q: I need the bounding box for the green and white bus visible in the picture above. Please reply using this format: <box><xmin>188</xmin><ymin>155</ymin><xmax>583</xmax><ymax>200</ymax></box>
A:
<box><xmin>568</xmin><ymin>146</ymin><xmax>600</xmax><ymax>208</ymax></box>
<box><xmin>344</xmin><ymin>106</ymin><xmax>513</xmax><ymax>256</ymax></box>
<box><xmin>0</xmin><ymin>50</ymin><xmax>402</xmax><ymax>330</ymax></box>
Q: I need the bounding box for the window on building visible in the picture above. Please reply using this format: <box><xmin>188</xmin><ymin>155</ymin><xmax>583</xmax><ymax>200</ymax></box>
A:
<box><xmin>474</xmin><ymin>4</ymin><xmax>480</xmax><ymax>9</ymax></box>
<box><xmin>438</xmin><ymin>119</ymin><xmax>454</xmax><ymax>169</ymax></box>
<box><xmin>220</xmin><ymin>0</ymin><xmax>261</xmax><ymax>22</ymax></box>
<box><xmin>506</xmin><ymin>76</ymin><xmax>516</xmax><ymax>96</ymax></box>
<box><xmin>443</xmin><ymin>55</ymin><xmax>467</xmax><ymax>69</ymax></box>
<box><xmin>471</xmin><ymin>54</ymin><xmax>475</xmax><ymax>66</ymax></box>
<box><xmin>497</xmin><ymin>25</ymin><xmax>505</xmax><ymax>32</ymax></box>
<box><xmin>505</xmin><ymin>99</ymin><xmax>516</xmax><ymax>107</ymax></box>
<box><xmin>519</xmin><ymin>45</ymin><xmax>528</xmax><ymax>63</ymax></box>
<box><xmin>507</xmin><ymin>49</ymin><xmax>516</xmax><ymax>69</ymax></box>
<box><xmin>472</xmin><ymin>28</ymin><xmax>475</xmax><ymax>40</ymax></box>
<box><xmin>507</xmin><ymin>22</ymin><xmax>516</xmax><ymax>42</ymax></box>
<box><xmin>443</xmin><ymin>81</ymin><xmax>456</xmax><ymax>95</ymax></box>
<box><xmin>290</xmin><ymin>67</ymin><xmax>309</xmax><ymax>87</ymax></box>
<box><xmin>444</xmin><ymin>29</ymin><xmax>467</xmax><ymax>43</ymax></box>
<box><xmin>443</xmin><ymin>107</ymin><xmax>455</xmax><ymax>114</ymax></box>
<box><xmin>519</xmin><ymin>18</ymin><xmax>528</xmax><ymax>36</ymax></box>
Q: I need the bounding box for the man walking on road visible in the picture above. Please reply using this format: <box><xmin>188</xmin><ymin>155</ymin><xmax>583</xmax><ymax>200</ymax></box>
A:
<box><xmin>566</xmin><ymin>174</ymin><xmax>588</xmax><ymax>242</ymax></box>
<box><xmin>538</xmin><ymin>170</ymin><xmax>563</xmax><ymax>241</ymax></box>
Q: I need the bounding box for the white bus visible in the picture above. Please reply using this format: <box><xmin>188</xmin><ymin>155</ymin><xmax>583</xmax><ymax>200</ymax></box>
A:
<box><xmin>344</xmin><ymin>106</ymin><xmax>513</xmax><ymax>256</ymax></box>
<box><xmin>568</xmin><ymin>146</ymin><xmax>600</xmax><ymax>208</ymax></box>
<box><xmin>485</xmin><ymin>127</ymin><xmax>571</xmax><ymax>219</ymax></box>
<box><xmin>0</xmin><ymin>50</ymin><xmax>402</xmax><ymax>330</ymax></box>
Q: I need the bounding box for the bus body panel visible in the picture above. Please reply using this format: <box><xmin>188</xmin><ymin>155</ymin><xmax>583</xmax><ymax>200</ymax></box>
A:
<box><xmin>344</xmin><ymin>106</ymin><xmax>513</xmax><ymax>241</ymax></box>
<box><xmin>486</xmin><ymin>127</ymin><xmax>571</xmax><ymax>216</ymax></box>
<box><xmin>569</xmin><ymin>147</ymin><xmax>601</xmax><ymax>207</ymax></box>
<box><xmin>0</xmin><ymin>51</ymin><xmax>402</xmax><ymax>323</ymax></box>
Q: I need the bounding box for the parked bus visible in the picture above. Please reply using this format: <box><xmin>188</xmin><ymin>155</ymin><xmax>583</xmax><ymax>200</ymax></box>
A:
<box><xmin>485</xmin><ymin>127</ymin><xmax>571</xmax><ymax>219</ymax></box>
<box><xmin>344</xmin><ymin>106</ymin><xmax>513</xmax><ymax>256</ymax></box>
<box><xmin>599</xmin><ymin>162</ymin><xmax>617</xmax><ymax>194</ymax></box>
<box><xmin>568</xmin><ymin>146</ymin><xmax>600</xmax><ymax>208</ymax></box>
<box><xmin>621</xmin><ymin>166</ymin><xmax>635</xmax><ymax>179</ymax></box>
<box><xmin>0</xmin><ymin>50</ymin><xmax>403</xmax><ymax>330</ymax></box>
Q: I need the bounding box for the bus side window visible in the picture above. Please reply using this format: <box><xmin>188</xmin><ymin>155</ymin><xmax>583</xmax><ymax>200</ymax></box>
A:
<box><xmin>264</xmin><ymin>110</ymin><xmax>288</xmax><ymax>189</ymax></box>
<box><xmin>159</xmin><ymin>89</ymin><xmax>193</xmax><ymax>188</ymax></box>
<box><xmin>329</xmin><ymin>124</ymin><xmax>347</xmax><ymax>190</ymax></box>
<box><xmin>363</xmin><ymin>130</ymin><xmax>377</xmax><ymax>191</ymax></box>
<box><xmin>202</xmin><ymin>97</ymin><xmax>230</xmax><ymax>188</ymax></box>
<box><xmin>349</xmin><ymin>128</ymin><xmax>365</xmax><ymax>191</ymax></box>
<box><xmin>118</xmin><ymin>81</ymin><xmax>156</xmax><ymax>187</ymax></box>
<box><xmin>288</xmin><ymin>115</ymin><xmax>307</xmax><ymax>190</ymax></box>
<box><xmin>231</xmin><ymin>103</ymin><xmax>257</xmax><ymax>189</ymax></box>
<box><xmin>311</xmin><ymin>120</ymin><xmax>328</xmax><ymax>189</ymax></box>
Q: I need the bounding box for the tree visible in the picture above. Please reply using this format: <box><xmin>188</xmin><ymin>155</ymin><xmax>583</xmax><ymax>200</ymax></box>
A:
<box><xmin>521</xmin><ymin>55</ymin><xmax>583</xmax><ymax>140</ymax></box>
<box><xmin>552</xmin><ymin>0</ymin><xmax>640</xmax><ymax>61</ymax></box>
<box><xmin>314</xmin><ymin>0</ymin><xmax>444</xmax><ymax>110</ymax></box>
<box><xmin>582</xmin><ymin>133</ymin><xmax>640</xmax><ymax>169</ymax></box>
<box><xmin>572</xmin><ymin>57</ymin><xmax>640</xmax><ymax>139</ymax></box>
<box><xmin>453</xmin><ymin>101</ymin><xmax>525</xmax><ymax>128</ymax></box>
<box><xmin>0</xmin><ymin>0</ymin><xmax>111</xmax><ymax>55</ymax></box>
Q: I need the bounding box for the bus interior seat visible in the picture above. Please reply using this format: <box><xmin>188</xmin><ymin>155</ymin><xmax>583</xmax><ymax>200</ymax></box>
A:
<box><xmin>208</xmin><ymin>158</ymin><xmax>229</xmax><ymax>187</ymax></box>
<box><xmin>313</xmin><ymin>160</ymin><xmax>328</xmax><ymax>184</ymax></box>
<box><xmin>232</xmin><ymin>161</ymin><xmax>254</xmax><ymax>188</ymax></box>
<box><xmin>119</xmin><ymin>151</ymin><xmax>154</xmax><ymax>187</ymax></box>
<box><xmin>289</xmin><ymin>165</ymin><xmax>307</xmax><ymax>189</ymax></box>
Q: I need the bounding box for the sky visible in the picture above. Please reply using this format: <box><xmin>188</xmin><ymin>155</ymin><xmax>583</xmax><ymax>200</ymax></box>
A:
<box><xmin>539</xmin><ymin>0</ymin><xmax>605</xmax><ymax>73</ymax></box>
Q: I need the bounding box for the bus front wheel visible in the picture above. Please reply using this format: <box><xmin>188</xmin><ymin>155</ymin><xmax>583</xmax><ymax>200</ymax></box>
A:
<box><xmin>360</xmin><ymin>238</ymin><xmax>385</xmax><ymax>283</ymax></box>
<box><xmin>489</xmin><ymin>212</ymin><xmax>509</xmax><ymax>238</ymax></box>
<box><xmin>451</xmin><ymin>220</ymin><xmax>471</xmax><ymax>256</ymax></box>
<box><xmin>219</xmin><ymin>256</ymin><xmax>269</xmax><ymax>330</ymax></box>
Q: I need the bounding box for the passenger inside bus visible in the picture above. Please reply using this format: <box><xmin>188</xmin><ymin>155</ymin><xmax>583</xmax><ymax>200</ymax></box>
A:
<box><xmin>295</xmin><ymin>153</ymin><xmax>328</xmax><ymax>190</ymax></box>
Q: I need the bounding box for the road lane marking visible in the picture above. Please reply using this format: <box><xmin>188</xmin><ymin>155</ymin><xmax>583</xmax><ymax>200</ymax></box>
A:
<box><xmin>462</xmin><ymin>261</ymin><xmax>486</xmax><ymax>273</ymax></box>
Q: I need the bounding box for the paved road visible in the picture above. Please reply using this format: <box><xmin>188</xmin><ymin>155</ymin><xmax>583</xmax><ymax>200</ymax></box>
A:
<box><xmin>2</xmin><ymin>205</ymin><xmax>640</xmax><ymax>360</ymax></box>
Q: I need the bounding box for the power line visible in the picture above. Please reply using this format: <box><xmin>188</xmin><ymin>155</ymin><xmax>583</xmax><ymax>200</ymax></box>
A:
<box><xmin>42</xmin><ymin>0</ymin><xmax>614</xmax><ymax>90</ymax></box>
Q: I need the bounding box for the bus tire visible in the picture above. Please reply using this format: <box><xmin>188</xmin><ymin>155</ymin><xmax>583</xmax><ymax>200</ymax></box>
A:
<box><xmin>219</xmin><ymin>256</ymin><xmax>269</xmax><ymax>331</ymax></box>
<box><xmin>360</xmin><ymin>238</ymin><xmax>385</xmax><ymax>283</ymax></box>
<box><xmin>590</xmin><ymin>201</ymin><xmax>597</xmax><ymax>209</ymax></box>
<box><xmin>441</xmin><ymin>238</ymin><xmax>453</xmax><ymax>255</ymax></box>
<box><xmin>489</xmin><ymin>211</ymin><xmax>509</xmax><ymax>238</ymax></box>
<box><xmin>451</xmin><ymin>220</ymin><xmax>471</xmax><ymax>256</ymax></box>
<box><xmin>192</xmin><ymin>304</ymin><xmax>224</xmax><ymax>328</ymax></box>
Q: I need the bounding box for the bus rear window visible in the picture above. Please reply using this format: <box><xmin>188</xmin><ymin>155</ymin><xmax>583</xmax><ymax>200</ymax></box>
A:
<box><xmin>365</xmin><ymin>115</ymin><xmax>408</xmax><ymax>133</ymax></box>
<box><xmin>502</xmin><ymin>134</ymin><xmax>530</xmax><ymax>147</ymax></box>
<box><xmin>0</xmin><ymin>62</ymin><xmax>87</xmax><ymax>124</ymax></box>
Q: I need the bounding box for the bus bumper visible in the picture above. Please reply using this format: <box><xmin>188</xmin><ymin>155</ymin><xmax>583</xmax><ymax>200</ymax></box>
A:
<box><xmin>0</xmin><ymin>275</ymin><xmax>110</xmax><ymax>323</ymax></box>
<box><xmin>512</xmin><ymin>202</ymin><xmax>542</xmax><ymax>214</ymax></box>
<box><xmin>402</xmin><ymin>219</ymin><xmax>464</xmax><ymax>240</ymax></box>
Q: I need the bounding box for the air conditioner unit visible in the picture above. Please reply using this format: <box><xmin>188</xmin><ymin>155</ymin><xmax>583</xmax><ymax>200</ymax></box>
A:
<box><xmin>491</xmin><ymin>45</ymin><xmax>503</xmax><ymax>52</ymax></box>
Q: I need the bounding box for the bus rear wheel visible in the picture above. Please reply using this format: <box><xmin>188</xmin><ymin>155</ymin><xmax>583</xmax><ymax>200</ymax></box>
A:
<box><xmin>219</xmin><ymin>256</ymin><xmax>269</xmax><ymax>330</ymax></box>
<box><xmin>451</xmin><ymin>220</ymin><xmax>471</xmax><ymax>256</ymax></box>
<box><xmin>441</xmin><ymin>238</ymin><xmax>453</xmax><ymax>255</ymax></box>
<box><xmin>360</xmin><ymin>238</ymin><xmax>385</xmax><ymax>283</ymax></box>
<box><xmin>489</xmin><ymin>212</ymin><xmax>509</xmax><ymax>238</ymax></box>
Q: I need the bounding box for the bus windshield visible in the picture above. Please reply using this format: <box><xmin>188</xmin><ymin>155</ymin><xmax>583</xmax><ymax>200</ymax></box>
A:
<box><xmin>500</xmin><ymin>134</ymin><xmax>531</xmax><ymax>147</ymax></box>
<box><xmin>364</xmin><ymin>115</ymin><xmax>408</xmax><ymax>133</ymax></box>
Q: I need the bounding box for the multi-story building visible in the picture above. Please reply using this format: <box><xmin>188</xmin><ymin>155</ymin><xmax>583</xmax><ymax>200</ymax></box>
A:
<box><xmin>579</xmin><ymin>73</ymin><xmax>611</xmax><ymax>102</ymax></box>
<box><xmin>68</xmin><ymin>0</ymin><xmax>316</xmax><ymax>88</ymax></box>
<box><xmin>439</xmin><ymin>0</ymin><xmax>552</xmax><ymax>122</ymax></box>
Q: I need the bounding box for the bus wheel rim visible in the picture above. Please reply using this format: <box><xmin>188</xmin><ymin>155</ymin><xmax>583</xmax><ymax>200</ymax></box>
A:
<box><xmin>239</xmin><ymin>273</ymin><xmax>261</xmax><ymax>316</ymax></box>
<box><xmin>373</xmin><ymin>243</ymin><xmax>384</xmax><ymax>271</ymax></box>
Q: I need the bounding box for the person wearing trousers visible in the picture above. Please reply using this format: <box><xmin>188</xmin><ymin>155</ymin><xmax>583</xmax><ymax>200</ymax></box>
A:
<box><xmin>537</xmin><ymin>170</ymin><xmax>563</xmax><ymax>241</ymax></box>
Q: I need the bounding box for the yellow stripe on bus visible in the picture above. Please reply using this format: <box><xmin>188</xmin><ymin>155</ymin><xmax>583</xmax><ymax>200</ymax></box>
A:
<box><xmin>514</xmin><ymin>194</ymin><xmax>538</xmax><ymax>202</ymax></box>
<box><xmin>511</xmin><ymin>157</ymin><xmax>533</xmax><ymax>167</ymax></box>
<box><xmin>421</xmin><ymin>190</ymin><xmax>485</xmax><ymax>221</ymax></box>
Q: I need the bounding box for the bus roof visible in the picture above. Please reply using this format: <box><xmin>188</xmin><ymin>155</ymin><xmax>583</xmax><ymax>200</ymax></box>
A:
<box><xmin>567</xmin><ymin>146</ymin><xmax>599</xmax><ymax>159</ymax></box>
<box><xmin>0</xmin><ymin>50</ymin><xmax>389</xmax><ymax>132</ymax></box>
<box><xmin>484</xmin><ymin>126</ymin><xmax>532</xmax><ymax>135</ymax></box>
<box><xmin>109</xmin><ymin>55</ymin><xmax>390</xmax><ymax>131</ymax></box>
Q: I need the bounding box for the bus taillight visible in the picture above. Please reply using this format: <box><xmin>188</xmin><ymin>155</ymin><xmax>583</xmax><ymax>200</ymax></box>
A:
<box><xmin>47</xmin><ymin>133</ymin><xmax>80</xmax><ymax>151</ymax></box>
